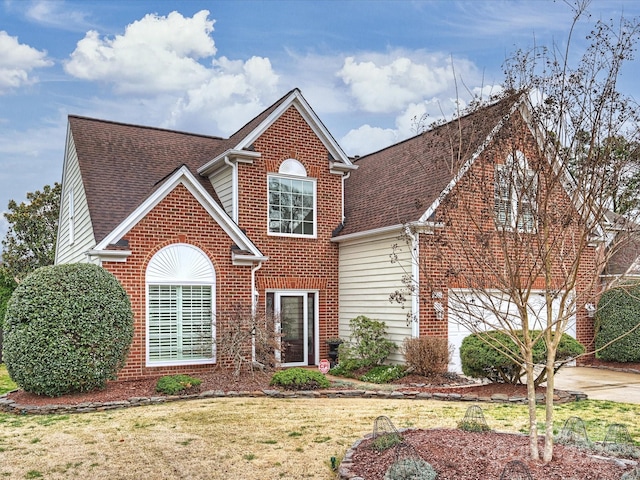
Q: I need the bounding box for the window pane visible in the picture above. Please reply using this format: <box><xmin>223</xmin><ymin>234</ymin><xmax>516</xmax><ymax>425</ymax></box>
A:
<box><xmin>268</xmin><ymin>175</ymin><xmax>315</xmax><ymax>236</ymax></box>
<box><xmin>148</xmin><ymin>284</ymin><xmax>213</xmax><ymax>362</ymax></box>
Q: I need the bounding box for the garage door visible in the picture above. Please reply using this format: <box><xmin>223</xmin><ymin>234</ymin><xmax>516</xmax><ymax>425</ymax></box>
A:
<box><xmin>447</xmin><ymin>290</ymin><xmax>576</xmax><ymax>373</ymax></box>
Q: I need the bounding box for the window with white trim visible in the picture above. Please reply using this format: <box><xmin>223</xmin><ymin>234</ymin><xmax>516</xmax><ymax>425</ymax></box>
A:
<box><xmin>268</xmin><ymin>159</ymin><xmax>316</xmax><ymax>237</ymax></box>
<box><xmin>146</xmin><ymin>244</ymin><xmax>215</xmax><ymax>366</ymax></box>
<box><xmin>494</xmin><ymin>151</ymin><xmax>538</xmax><ymax>232</ymax></box>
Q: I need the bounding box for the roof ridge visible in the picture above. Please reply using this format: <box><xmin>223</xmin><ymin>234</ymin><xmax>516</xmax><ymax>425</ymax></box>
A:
<box><xmin>68</xmin><ymin>115</ymin><xmax>226</xmax><ymax>141</ymax></box>
<box><xmin>354</xmin><ymin>93</ymin><xmax>521</xmax><ymax>163</ymax></box>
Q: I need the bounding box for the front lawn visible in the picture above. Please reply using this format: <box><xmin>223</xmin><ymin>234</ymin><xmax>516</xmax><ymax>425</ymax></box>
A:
<box><xmin>0</xmin><ymin>364</ymin><xmax>17</xmax><ymax>394</ymax></box>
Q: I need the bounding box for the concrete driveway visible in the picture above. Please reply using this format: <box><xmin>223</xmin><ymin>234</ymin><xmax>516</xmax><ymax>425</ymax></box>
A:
<box><xmin>552</xmin><ymin>366</ymin><xmax>640</xmax><ymax>404</ymax></box>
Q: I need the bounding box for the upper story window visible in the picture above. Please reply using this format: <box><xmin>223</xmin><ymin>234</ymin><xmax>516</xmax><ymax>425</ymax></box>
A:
<box><xmin>494</xmin><ymin>151</ymin><xmax>538</xmax><ymax>232</ymax></box>
<box><xmin>268</xmin><ymin>159</ymin><xmax>316</xmax><ymax>237</ymax></box>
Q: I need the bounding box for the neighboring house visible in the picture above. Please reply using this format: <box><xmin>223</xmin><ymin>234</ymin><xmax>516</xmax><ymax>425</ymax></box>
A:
<box><xmin>55</xmin><ymin>89</ymin><xmax>356</xmax><ymax>379</ymax></box>
<box><xmin>56</xmin><ymin>88</ymin><xmax>600</xmax><ymax>379</ymax></box>
<box><xmin>335</xmin><ymin>93</ymin><xmax>599</xmax><ymax>370</ymax></box>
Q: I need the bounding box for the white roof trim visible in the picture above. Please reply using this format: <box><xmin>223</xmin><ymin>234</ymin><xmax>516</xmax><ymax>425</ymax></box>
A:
<box><xmin>197</xmin><ymin>149</ymin><xmax>261</xmax><ymax>176</ymax></box>
<box><xmin>332</xmin><ymin>221</ymin><xmax>437</xmax><ymax>243</ymax></box>
<box><xmin>419</xmin><ymin>96</ymin><xmax>524</xmax><ymax>224</ymax></box>
<box><xmin>234</xmin><ymin>89</ymin><xmax>352</xmax><ymax>166</ymax></box>
<box><xmin>93</xmin><ymin>165</ymin><xmax>264</xmax><ymax>259</ymax></box>
<box><xmin>86</xmin><ymin>249</ymin><xmax>132</xmax><ymax>262</ymax></box>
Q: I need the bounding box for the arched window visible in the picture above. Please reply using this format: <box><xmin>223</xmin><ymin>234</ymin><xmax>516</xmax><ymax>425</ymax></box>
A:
<box><xmin>146</xmin><ymin>244</ymin><xmax>215</xmax><ymax>366</ymax></box>
<box><xmin>268</xmin><ymin>158</ymin><xmax>316</xmax><ymax>237</ymax></box>
<box><xmin>494</xmin><ymin>151</ymin><xmax>538</xmax><ymax>232</ymax></box>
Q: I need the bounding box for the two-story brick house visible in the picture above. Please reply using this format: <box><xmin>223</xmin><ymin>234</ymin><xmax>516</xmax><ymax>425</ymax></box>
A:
<box><xmin>55</xmin><ymin>89</ymin><xmax>599</xmax><ymax>378</ymax></box>
<box><xmin>55</xmin><ymin>89</ymin><xmax>356</xmax><ymax>379</ymax></box>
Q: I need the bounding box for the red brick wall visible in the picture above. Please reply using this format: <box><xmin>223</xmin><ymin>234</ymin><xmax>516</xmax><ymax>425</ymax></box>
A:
<box><xmin>237</xmin><ymin>106</ymin><xmax>342</xmax><ymax>360</ymax></box>
<box><xmin>102</xmin><ymin>105</ymin><xmax>343</xmax><ymax>379</ymax></box>
<box><xmin>103</xmin><ymin>184</ymin><xmax>253</xmax><ymax>380</ymax></box>
<box><xmin>416</xmin><ymin>110</ymin><xmax>600</xmax><ymax>349</ymax></box>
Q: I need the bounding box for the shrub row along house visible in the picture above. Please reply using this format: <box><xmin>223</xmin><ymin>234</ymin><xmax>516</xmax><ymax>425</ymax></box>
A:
<box><xmin>55</xmin><ymin>89</ymin><xmax>601</xmax><ymax>379</ymax></box>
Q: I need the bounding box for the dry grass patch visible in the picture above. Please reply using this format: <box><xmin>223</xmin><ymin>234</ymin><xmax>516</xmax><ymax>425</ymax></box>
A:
<box><xmin>0</xmin><ymin>398</ymin><xmax>636</xmax><ymax>479</ymax></box>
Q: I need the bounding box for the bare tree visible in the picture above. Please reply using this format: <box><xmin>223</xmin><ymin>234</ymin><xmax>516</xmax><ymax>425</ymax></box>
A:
<box><xmin>393</xmin><ymin>2</ymin><xmax>640</xmax><ymax>463</ymax></box>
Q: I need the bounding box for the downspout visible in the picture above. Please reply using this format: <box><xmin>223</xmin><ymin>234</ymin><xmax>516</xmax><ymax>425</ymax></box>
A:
<box><xmin>251</xmin><ymin>261</ymin><xmax>263</xmax><ymax>363</ymax></box>
<box><xmin>405</xmin><ymin>225</ymin><xmax>420</xmax><ymax>338</ymax></box>
<box><xmin>341</xmin><ymin>171</ymin><xmax>351</xmax><ymax>223</ymax></box>
<box><xmin>224</xmin><ymin>156</ymin><xmax>239</xmax><ymax>223</ymax></box>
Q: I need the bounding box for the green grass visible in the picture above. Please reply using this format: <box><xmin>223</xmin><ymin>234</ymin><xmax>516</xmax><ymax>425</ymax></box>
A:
<box><xmin>0</xmin><ymin>365</ymin><xmax>17</xmax><ymax>395</ymax></box>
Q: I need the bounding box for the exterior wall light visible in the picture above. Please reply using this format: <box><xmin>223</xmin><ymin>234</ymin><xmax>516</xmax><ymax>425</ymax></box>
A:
<box><xmin>585</xmin><ymin>303</ymin><xmax>596</xmax><ymax>318</ymax></box>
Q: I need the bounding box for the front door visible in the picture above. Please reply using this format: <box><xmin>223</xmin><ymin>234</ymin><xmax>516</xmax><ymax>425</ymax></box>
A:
<box><xmin>268</xmin><ymin>291</ymin><xmax>317</xmax><ymax>366</ymax></box>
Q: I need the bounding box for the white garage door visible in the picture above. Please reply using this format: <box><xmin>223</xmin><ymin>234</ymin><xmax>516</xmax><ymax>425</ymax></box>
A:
<box><xmin>447</xmin><ymin>290</ymin><xmax>576</xmax><ymax>373</ymax></box>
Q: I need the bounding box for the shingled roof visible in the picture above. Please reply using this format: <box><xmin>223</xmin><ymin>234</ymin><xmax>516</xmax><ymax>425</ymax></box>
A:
<box><xmin>69</xmin><ymin>116</ymin><xmax>231</xmax><ymax>245</ymax></box>
<box><xmin>340</xmin><ymin>93</ymin><xmax>522</xmax><ymax>237</ymax></box>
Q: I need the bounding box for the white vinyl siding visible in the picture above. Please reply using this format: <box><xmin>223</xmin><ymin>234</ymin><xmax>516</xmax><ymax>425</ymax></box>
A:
<box><xmin>209</xmin><ymin>165</ymin><xmax>234</xmax><ymax>218</ymax></box>
<box><xmin>338</xmin><ymin>232</ymin><xmax>413</xmax><ymax>363</ymax></box>
<box><xmin>148</xmin><ymin>285</ymin><xmax>213</xmax><ymax>362</ymax></box>
<box><xmin>55</xmin><ymin>130</ymin><xmax>97</xmax><ymax>265</ymax></box>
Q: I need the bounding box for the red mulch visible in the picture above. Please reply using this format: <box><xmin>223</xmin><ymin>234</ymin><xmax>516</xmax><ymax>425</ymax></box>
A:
<box><xmin>351</xmin><ymin>428</ymin><xmax>635</xmax><ymax>480</ymax></box>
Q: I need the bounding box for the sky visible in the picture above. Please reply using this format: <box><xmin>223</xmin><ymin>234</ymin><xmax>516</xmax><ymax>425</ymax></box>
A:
<box><xmin>1</xmin><ymin>0</ymin><xmax>640</xmax><ymax>243</ymax></box>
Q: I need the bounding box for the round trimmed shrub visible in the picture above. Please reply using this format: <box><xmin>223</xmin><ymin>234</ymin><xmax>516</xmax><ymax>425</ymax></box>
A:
<box><xmin>595</xmin><ymin>284</ymin><xmax>640</xmax><ymax>362</ymax></box>
<box><xmin>3</xmin><ymin>264</ymin><xmax>133</xmax><ymax>396</ymax></box>
<box><xmin>269</xmin><ymin>367</ymin><xmax>330</xmax><ymax>390</ymax></box>
<box><xmin>460</xmin><ymin>330</ymin><xmax>584</xmax><ymax>385</ymax></box>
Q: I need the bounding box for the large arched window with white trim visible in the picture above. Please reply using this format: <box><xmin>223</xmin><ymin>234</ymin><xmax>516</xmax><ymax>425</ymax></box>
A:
<box><xmin>268</xmin><ymin>158</ymin><xmax>316</xmax><ymax>237</ymax></box>
<box><xmin>494</xmin><ymin>150</ymin><xmax>538</xmax><ymax>232</ymax></box>
<box><xmin>146</xmin><ymin>244</ymin><xmax>215</xmax><ymax>366</ymax></box>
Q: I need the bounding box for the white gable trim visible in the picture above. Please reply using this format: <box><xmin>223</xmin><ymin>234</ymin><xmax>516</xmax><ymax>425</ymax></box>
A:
<box><xmin>234</xmin><ymin>89</ymin><xmax>353</xmax><ymax>167</ymax></box>
<box><xmin>419</xmin><ymin>97</ymin><xmax>524</xmax><ymax>224</ymax></box>
<box><xmin>93</xmin><ymin>165</ymin><xmax>265</xmax><ymax>261</ymax></box>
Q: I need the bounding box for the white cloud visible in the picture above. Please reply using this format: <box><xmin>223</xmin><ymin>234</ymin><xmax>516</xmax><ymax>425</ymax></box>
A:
<box><xmin>340</xmin><ymin>124</ymin><xmax>398</xmax><ymax>157</ymax></box>
<box><xmin>65</xmin><ymin>10</ymin><xmax>217</xmax><ymax>94</ymax></box>
<box><xmin>25</xmin><ymin>1</ymin><xmax>93</xmax><ymax>31</ymax></box>
<box><xmin>0</xmin><ymin>30</ymin><xmax>53</xmax><ymax>93</ymax></box>
<box><xmin>337</xmin><ymin>50</ymin><xmax>480</xmax><ymax>114</ymax></box>
<box><xmin>164</xmin><ymin>55</ymin><xmax>280</xmax><ymax>135</ymax></box>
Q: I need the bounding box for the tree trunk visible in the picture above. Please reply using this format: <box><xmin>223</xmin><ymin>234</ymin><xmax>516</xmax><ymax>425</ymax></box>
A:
<box><xmin>524</xmin><ymin>352</ymin><xmax>540</xmax><ymax>460</ymax></box>
<box><xmin>543</xmin><ymin>345</ymin><xmax>557</xmax><ymax>462</ymax></box>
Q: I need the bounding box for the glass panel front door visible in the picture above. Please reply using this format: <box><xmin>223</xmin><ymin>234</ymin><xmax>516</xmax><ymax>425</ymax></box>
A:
<box><xmin>280</xmin><ymin>295</ymin><xmax>305</xmax><ymax>364</ymax></box>
<box><xmin>270</xmin><ymin>291</ymin><xmax>317</xmax><ymax>366</ymax></box>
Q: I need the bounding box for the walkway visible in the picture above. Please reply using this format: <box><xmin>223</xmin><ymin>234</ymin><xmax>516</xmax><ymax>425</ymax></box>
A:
<box><xmin>553</xmin><ymin>366</ymin><xmax>640</xmax><ymax>404</ymax></box>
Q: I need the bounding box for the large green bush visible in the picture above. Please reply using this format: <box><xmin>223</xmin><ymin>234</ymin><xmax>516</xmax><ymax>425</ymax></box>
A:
<box><xmin>460</xmin><ymin>330</ymin><xmax>584</xmax><ymax>386</ymax></box>
<box><xmin>3</xmin><ymin>264</ymin><xmax>134</xmax><ymax>396</ymax></box>
<box><xmin>338</xmin><ymin>316</ymin><xmax>396</xmax><ymax>367</ymax></box>
<box><xmin>595</xmin><ymin>285</ymin><xmax>640</xmax><ymax>362</ymax></box>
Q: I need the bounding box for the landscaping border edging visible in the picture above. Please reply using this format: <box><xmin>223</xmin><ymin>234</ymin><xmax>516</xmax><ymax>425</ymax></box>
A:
<box><xmin>0</xmin><ymin>387</ymin><xmax>587</xmax><ymax>415</ymax></box>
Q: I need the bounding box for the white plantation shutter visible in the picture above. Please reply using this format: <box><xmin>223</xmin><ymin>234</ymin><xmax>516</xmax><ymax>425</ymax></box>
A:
<box><xmin>146</xmin><ymin>244</ymin><xmax>215</xmax><ymax>365</ymax></box>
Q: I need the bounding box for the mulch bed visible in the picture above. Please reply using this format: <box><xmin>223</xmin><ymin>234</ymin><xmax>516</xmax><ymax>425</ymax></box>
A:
<box><xmin>349</xmin><ymin>428</ymin><xmax>636</xmax><ymax>479</ymax></box>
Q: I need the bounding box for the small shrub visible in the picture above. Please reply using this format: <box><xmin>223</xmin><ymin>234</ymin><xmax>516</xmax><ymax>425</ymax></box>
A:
<box><xmin>155</xmin><ymin>375</ymin><xmax>202</xmax><ymax>395</ymax></box>
<box><xmin>3</xmin><ymin>264</ymin><xmax>134</xmax><ymax>397</ymax></box>
<box><xmin>340</xmin><ymin>316</ymin><xmax>396</xmax><ymax>367</ymax></box>
<box><xmin>403</xmin><ymin>336</ymin><xmax>451</xmax><ymax>375</ymax></box>
<box><xmin>371</xmin><ymin>432</ymin><xmax>403</xmax><ymax>452</ymax></box>
<box><xmin>384</xmin><ymin>458</ymin><xmax>437</xmax><ymax>480</ymax></box>
<box><xmin>595</xmin><ymin>284</ymin><xmax>640</xmax><ymax>362</ymax></box>
<box><xmin>329</xmin><ymin>357</ymin><xmax>366</xmax><ymax>378</ymax></box>
<box><xmin>622</xmin><ymin>467</ymin><xmax>640</xmax><ymax>480</ymax></box>
<box><xmin>460</xmin><ymin>330</ymin><xmax>584</xmax><ymax>386</ymax></box>
<box><xmin>359</xmin><ymin>365</ymin><xmax>406</xmax><ymax>384</ymax></box>
<box><xmin>269</xmin><ymin>368</ymin><xmax>330</xmax><ymax>390</ymax></box>
<box><xmin>457</xmin><ymin>420</ymin><xmax>491</xmax><ymax>432</ymax></box>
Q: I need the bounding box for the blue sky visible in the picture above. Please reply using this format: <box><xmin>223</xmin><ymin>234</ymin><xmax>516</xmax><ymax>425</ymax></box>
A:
<box><xmin>1</xmin><ymin>0</ymin><xmax>640</xmax><ymax>242</ymax></box>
